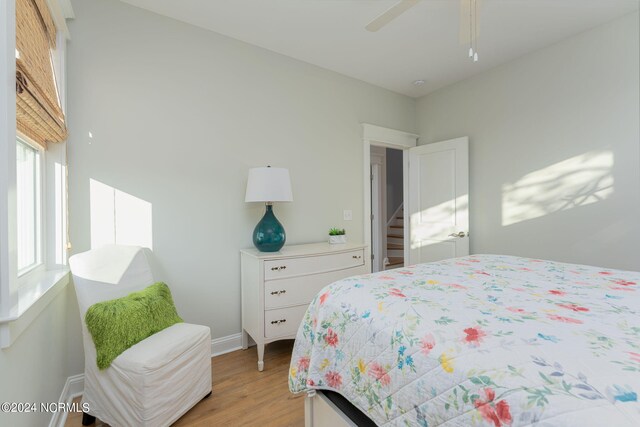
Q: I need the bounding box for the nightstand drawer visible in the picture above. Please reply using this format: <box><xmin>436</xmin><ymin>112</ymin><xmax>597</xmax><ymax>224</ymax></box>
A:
<box><xmin>264</xmin><ymin>266</ymin><xmax>365</xmax><ymax>309</ymax></box>
<box><xmin>264</xmin><ymin>305</ymin><xmax>308</xmax><ymax>339</ymax></box>
<box><xmin>264</xmin><ymin>249</ymin><xmax>364</xmax><ymax>280</ymax></box>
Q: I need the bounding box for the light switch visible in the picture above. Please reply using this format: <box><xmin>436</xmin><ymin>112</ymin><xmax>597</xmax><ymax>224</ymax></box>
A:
<box><xmin>343</xmin><ymin>210</ymin><xmax>353</xmax><ymax>221</ymax></box>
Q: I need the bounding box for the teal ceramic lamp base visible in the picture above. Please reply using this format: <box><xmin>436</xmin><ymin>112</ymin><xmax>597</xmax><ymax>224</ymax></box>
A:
<box><xmin>253</xmin><ymin>203</ymin><xmax>286</xmax><ymax>252</ymax></box>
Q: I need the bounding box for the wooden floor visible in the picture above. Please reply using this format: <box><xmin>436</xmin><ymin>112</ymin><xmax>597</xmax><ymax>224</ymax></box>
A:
<box><xmin>65</xmin><ymin>340</ymin><xmax>305</xmax><ymax>427</ymax></box>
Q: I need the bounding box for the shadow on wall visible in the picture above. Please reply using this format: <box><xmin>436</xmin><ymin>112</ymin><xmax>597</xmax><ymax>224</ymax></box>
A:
<box><xmin>408</xmin><ymin>149</ymin><xmax>614</xmax><ymax>251</ymax></box>
<box><xmin>502</xmin><ymin>150</ymin><xmax>614</xmax><ymax>227</ymax></box>
<box><xmin>89</xmin><ymin>178</ymin><xmax>153</xmax><ymax>249</ymax></box>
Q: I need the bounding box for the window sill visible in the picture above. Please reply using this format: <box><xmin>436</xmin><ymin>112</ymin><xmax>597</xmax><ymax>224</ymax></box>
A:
<box><xmin>0</xmin><ymin>268</ymin><xmax>70</xmax><ymax>348</ymax></box>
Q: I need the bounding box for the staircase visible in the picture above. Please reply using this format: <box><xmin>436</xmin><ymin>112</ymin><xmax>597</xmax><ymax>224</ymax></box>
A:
<box><xmin>385</xmin><ymin>204</ymin><xmax>404</xmax><ymax>270</ymax></box>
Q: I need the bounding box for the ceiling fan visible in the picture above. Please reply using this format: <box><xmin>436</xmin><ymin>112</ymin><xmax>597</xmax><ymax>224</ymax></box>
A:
<box><xmin>365</xmin><ymin>0</ymin><xmax>482</xmax><ymax>61</ymax></box>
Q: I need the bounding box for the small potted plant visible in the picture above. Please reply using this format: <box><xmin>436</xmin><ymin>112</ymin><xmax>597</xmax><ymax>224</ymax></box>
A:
<box><xmin>328</xmin><ymin>228</ymin><xmax>347</xmax><ymax>244</ymax></box>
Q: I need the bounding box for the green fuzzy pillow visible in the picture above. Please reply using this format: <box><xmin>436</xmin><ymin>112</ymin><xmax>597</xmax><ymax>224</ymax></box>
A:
<box><xmin>85</xmin><ymin>282</ymin><xmax>183</xmax><ymax>370</ymax></box>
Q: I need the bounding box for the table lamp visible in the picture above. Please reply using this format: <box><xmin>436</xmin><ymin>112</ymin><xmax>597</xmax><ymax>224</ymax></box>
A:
<box><xmin>245</xmin><ymin>166</ymin><xmax>293</xmax><ymax>252</ymax></box>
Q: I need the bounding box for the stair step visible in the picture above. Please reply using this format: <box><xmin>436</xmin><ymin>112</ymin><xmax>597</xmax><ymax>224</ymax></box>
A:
<box><xmin>387</xmin><ymin>233</ymin><xmax>403</xmax><ymax>239</ymax></box>
<box><xmin>387</xmin><ymin>243</ymin><xmax>403</xmax><ymax>250</ymax></box>
<box><xmin>387</xmin><ymin>257</ymin><xmax>404</xmax><ymax>266</ymax></box>
<box><xmin>389</xmin><ymin>225</ymin><xmax>403</xmax><ymax>229</ymax></box>
<box><xmin>396</xmin><ymin>216</ymin><xmax>404</xmax><ymax>220</ymax></box>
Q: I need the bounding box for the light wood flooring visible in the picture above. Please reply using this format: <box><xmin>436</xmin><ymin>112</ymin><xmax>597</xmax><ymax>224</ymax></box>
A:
<box><xmin>64</xmin><ymin>340</ymin><xmax>304</xmax><ymax>426</ymax></box>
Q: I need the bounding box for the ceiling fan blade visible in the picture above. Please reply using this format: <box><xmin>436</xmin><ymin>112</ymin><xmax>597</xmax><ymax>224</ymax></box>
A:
<box><xmin>365</xmin><ymin>0</ymin><xmax>420</xmax><ymax>32</ymax></box>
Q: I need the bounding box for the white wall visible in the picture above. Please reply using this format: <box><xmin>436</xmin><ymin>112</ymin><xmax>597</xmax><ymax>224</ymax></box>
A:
<box><xmin>417</xmin><ymin>12</ymin><xmax>640</xmax><ymax>270</ymax></box>
<box><xmin>65</xmin><ymin>0</ymin><xmax>416</xmax><ymax>371</ymax></box>
<box><xmin>0</xmin><ymin>290</ymin><xmax>71</xmax><ymax>427</ymax></box>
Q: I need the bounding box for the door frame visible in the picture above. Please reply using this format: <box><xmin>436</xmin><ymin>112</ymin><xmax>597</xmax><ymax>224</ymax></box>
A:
<box><xmin>362</xmin><ymin>124</ymin><xmax>419</xmax><ymax>273</ymax></box>
<box><xmin>370</xmin><ymin>147</ymin><xmax>386</xmax><ymax>272</ymax></box>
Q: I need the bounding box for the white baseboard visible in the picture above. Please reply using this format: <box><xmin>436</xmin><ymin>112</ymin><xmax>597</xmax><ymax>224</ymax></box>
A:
<box><xmin>49</xmin><ymin>373</ymin><xmax>84</xmax><ymax>427</ymax></box>
<box><xmin>50</xmin><ymin>333</ymin><xmax>244</xmax><ymax>427</ymax></box>
<box><xmin>211</xmin><ymin>332</ymin><xmax>244</xmax><ymax>357</ymax></box>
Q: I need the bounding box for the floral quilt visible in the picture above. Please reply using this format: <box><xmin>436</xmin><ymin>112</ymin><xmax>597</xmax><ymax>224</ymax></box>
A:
<box><xmin>289</xmin><ymin>255</ymin><xmax>640</xmax><ymax>426</ymax></box>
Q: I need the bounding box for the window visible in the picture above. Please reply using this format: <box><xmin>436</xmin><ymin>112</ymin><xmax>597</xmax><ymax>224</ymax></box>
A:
<box><xmin>16</xmin><ymin>138</ymin><xmax>42</xmax><ymax>275</ymax></box>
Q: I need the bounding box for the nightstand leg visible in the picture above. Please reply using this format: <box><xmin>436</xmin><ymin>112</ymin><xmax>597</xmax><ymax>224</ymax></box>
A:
<box><xmin>257</xmin><ymin>343</ymin><xmax>265</xmax><ymax>371</ymax></box>
<box><xmin>241</xmin><ymin>329</ymin><xmax>249</xmax><ymax>350</ymax></box>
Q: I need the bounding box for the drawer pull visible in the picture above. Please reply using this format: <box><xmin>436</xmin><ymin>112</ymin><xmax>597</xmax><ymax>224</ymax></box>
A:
<box><xmin>270</xmin><ymin>290</ymin><xmax>287</xmax><ymax>295</ymax></box>
<box><xmin>352</xmin><ymin>255</ymin><xmax>362</xmax><ymax>259</ymax></box>
<box><xmin>271</xmin><ymin>265</ymin><xmax>287</xmax><ymax>271</ymax></box>
<box><xmin>270</xmin><ymin>319</ymin><xmax>287</xmax><ymax>325</ymax></box>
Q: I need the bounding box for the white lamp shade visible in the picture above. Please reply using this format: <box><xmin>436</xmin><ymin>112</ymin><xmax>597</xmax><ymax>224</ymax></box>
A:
<box><xmin>245</xmin><ymin>167</ymin><xmax>293</xmax><ymax>202</ymax></box>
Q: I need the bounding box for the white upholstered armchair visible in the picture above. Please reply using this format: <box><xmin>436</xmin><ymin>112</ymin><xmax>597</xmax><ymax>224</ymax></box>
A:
<box><xmin>69</xmin><ymin>245</ymin><xmax>212</xmax><ymax>426</ymax></box>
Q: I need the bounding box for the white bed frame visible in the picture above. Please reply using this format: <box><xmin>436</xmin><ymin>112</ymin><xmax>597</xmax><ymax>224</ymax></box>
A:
<box><xmin>305</xmin><ymin>390</ymin><xmax>358</xmax><ymax>427</ymax></box>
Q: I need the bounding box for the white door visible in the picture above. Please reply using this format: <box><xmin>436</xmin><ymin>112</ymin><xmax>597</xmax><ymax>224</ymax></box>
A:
<box><xmin>408</xmin><ymin>137</ymin><xmax>469</xmax><ymax>265</ymax></box>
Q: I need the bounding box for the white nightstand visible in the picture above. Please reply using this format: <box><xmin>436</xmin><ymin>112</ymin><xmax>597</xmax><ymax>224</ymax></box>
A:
<box><xmin>240</xmin><ymin>242</ymin><xmax>368</xmax><ymax>371</ymax></box>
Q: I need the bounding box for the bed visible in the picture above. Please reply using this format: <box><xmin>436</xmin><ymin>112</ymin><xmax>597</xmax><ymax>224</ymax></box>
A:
<box><xmin>289</xmin><ymin>254</ymin><xmax>640</xmax><ymax>426</ymax></box>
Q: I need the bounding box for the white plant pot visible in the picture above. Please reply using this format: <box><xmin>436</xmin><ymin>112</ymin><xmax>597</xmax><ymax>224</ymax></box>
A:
<box><xmin>328</xmin><ymin>235</ymin><xmax>347</xmax><ymax>244</ymax></box>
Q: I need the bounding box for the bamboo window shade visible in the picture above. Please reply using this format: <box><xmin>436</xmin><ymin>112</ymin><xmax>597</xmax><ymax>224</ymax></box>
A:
<box><xmin>16</xmin><ymin>0</ymin><xmax>67</xmax><ymax>148</ymax></box>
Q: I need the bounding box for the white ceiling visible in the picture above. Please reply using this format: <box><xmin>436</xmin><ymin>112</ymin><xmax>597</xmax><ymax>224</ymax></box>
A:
<box><xmin>119</xmin><ymin>0</ymin><xmax>639</xmax><ymax>98</ymax></box>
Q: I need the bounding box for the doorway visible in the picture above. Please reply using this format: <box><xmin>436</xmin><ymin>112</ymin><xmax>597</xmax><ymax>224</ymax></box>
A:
<box><xmin>370</xmin><ymin>146</ymin><xmax>404</xmax><ymax>272</ymax></box>
<box><xmin>362</xmin><ymin>124</ymin><xmax>470</xmax><ymax>273</ymax></box>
